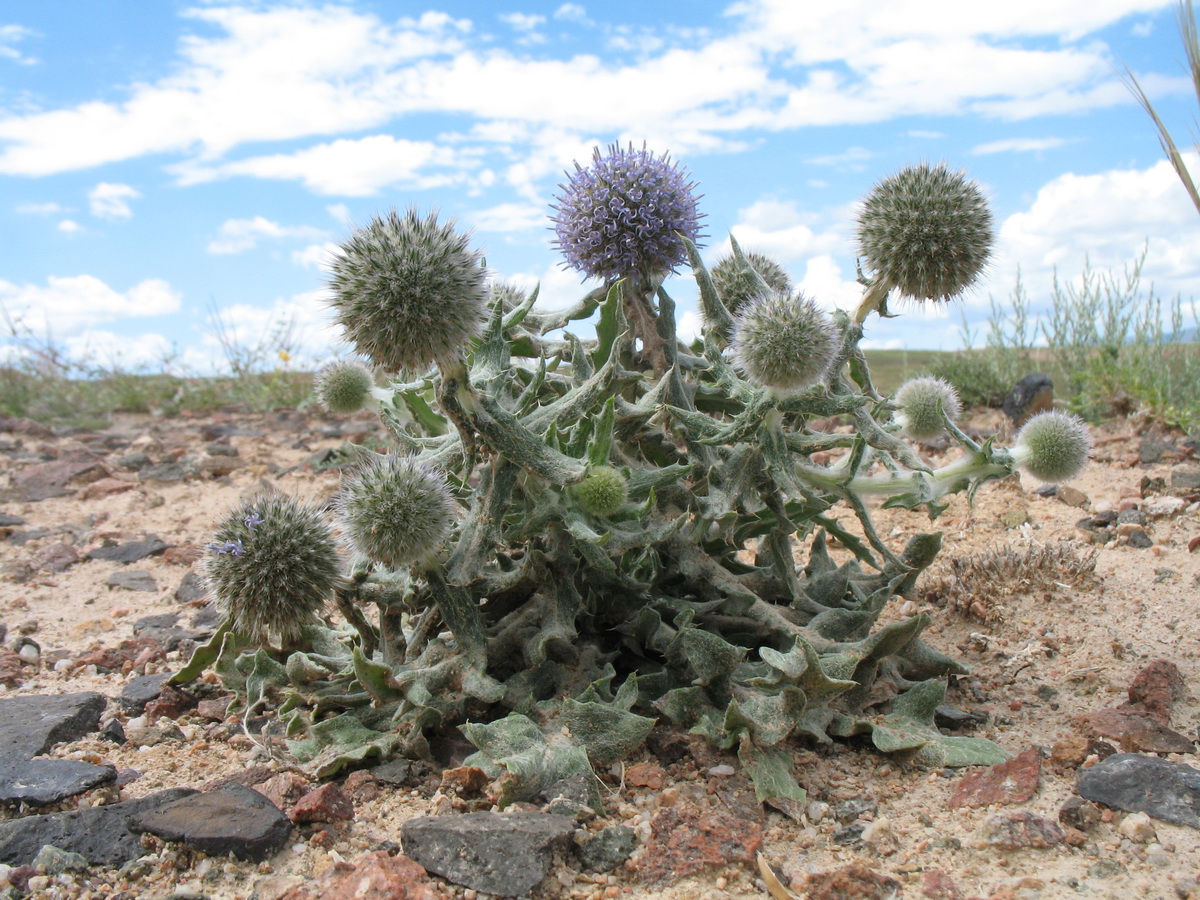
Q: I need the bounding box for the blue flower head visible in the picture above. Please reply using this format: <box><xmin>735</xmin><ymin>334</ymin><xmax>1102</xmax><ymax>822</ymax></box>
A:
<box><xmin>551</xmin><ymin>143</ymin><xmax>704</xmax><ymax>283</ymax></box>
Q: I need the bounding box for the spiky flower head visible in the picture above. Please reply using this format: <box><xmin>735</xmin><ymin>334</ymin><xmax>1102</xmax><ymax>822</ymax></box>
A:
<box><xmin>856</xmin><ymin>162</ymin><xmax>993</xmax><ymax>302</ymax></box>
<box><xmin>205</xmin><ymin>493</ymin><xmax>341</xmax><ymax>648</ymax></box>
<box><xmin>336</xmin><ymin>453</ymin><xmax>456</xmax><ymax>569</ymax></box>
<box><xmin>552</xmin><ymin>143</ymin><xmax>703</xmax><ymax>283</ymax></box>
<box><xmin>315</xmin><ymin>359</ymin><xmax>374</xmax><ymax>414</ymax></box>
<box><xmin>711</xmin><ymin>251</ymin><xmax>792</xmax><ymax>318</ymax></box>
<box><xmin>573</xmin><ymin>466</ymin><xmax>628</xmax><ymax>517</ymax></box>
<box><xmin>1014</xmin><ymin>410</ymin><xmax>1092</xmax><ymax>483</ymax></box>
<box><xmin>326</xmin><ymin>208</ymin><xmax>488</xmax><ymax>373</ymax></box>
<box><xmin>730</xmin><ymin>290</ymin><xmax>840</xmax><ymax>392</ymax></box>
<box><xmin>894</xmin><ymin>376</ymin><xmax>962</xmax><ymax>441</ymax></box>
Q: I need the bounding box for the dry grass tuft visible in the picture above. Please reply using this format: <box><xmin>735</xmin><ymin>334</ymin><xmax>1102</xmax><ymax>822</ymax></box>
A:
<box><xmin>920</xmin><ymin>540</ymin><xmax>1099</xmax><ymax>622</ymax></box>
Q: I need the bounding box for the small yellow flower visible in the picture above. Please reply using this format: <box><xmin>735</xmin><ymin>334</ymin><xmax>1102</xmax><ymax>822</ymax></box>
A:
<box><xmin>278</xmin><ymin>350</ymin><xmax>292</xmax><ymax>363</ymax></box>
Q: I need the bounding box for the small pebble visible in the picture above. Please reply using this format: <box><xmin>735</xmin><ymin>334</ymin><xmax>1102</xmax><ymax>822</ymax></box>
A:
<box><xmin>1119</xmin><ymin>812</ymin><xmax>1156</xmax><ymax>844</ymax></box>
<box><xmin>708</xmin><ymin>764</ymin><xmax>735</xmax><ymax>777</ymax></box>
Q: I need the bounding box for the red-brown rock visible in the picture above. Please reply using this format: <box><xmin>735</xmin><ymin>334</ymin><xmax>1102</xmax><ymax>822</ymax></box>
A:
<box><xmin>637</xmin><ymin>804</ymin><xmax>762</xmax><ymax>883</ymax></box>
<box><xmin>921</xmin><ymin>868</ymin><xmax>964</xmax><ymax>900</ymax></box>
<box><xmin>258</xmin><ymin>772</ymin><xmax>310</xmax><ymax>811</ymax></box>
<box><xmin>624</xmin><ymin>761</ymin><xmax>666</xmax><ymax>790</ymax></box>
<box><xmin>0</xmin><ymin>649</ymin><xmax>26</xmax><ymax>687</ymax></box>
<box><xmin>144</xmin><ymin>684</ymin><xmax>197</xmax><ymax>723</ymax></box>
<box><xmin>72</xmin><ymin>637</ymin><xmax>164</xmax><ymax>673</ymax></box>
<box><xmin>949</xmin><ymin>746</ymin><xmax>1041</xmax><ymax>809</ymax></box>
<box><xmin>798</xmin><ymin>862</ymin><xmax>900</xmax><ymax>900</ymax></box>
<box><xmin>291</xmin><ymin>782</ymin><xmax>354</xmax><ymax>823</ymax></box>
<box><xmin>342</xmin><ymin>769</ymin><xmax>381</xmax><ymax>803</ymax></box>
<box><xmin>278</xmin><ymin>851</ymin><xmax>434</xmax><ymax>900</ymax></box>
<box><xmin>977</xmin><ymin>811</ymin><xmax>1064</xmax><ymax>849</ymax></box>
<box><xmin>1126</xmin><ymin>659</ymin><xmax>1186</xmax><ymax>724</ymax></box>
<box><xmin>439</xmin><ymin>765</ymin><xmax>489</xmax><ymax>798</ymax></box>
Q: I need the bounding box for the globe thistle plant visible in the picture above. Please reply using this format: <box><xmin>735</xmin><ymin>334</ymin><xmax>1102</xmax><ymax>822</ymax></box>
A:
<box><xmin>730</xmin><ymin>290</ymin><xmax>840</xmax><ymax>392</ymax></box>
<box><xmin>1012</xmin><ymin>410</ymin><xmax>1092</xmax><ymax>483</ymax></box>
<box><xmin>856</xmin><ymin>162</ymin><xmax>993</xmax><ymax>305</ymax></box>
<box><xmin>337</xmin><ymin>453</ymin><xmax>457</xmax><ymax>570</ymax></box>
<box><xmin>711</xmin><ymin>250</ymin><xmax>792</xmax><ymax>317</ymax></box>
<box><xmin>326</xmin><ymin>208</ymin><xmax>488</xmax><ymax>373</ymax></box>
<box><xmin>205</xmin><ymin>493</ymin><xmax>341</xmax><ymax>648</ymax></box>
<box><xmin>552</xmin><ymin>143</ymin><xmax>703</xmax><ymax>283</ymax></box>
<box><xmin>315</xmin><ymin>359</ymin><xmax>374</xmax><ymax>414</ymax></box>
<box><xmin>572</xmin><ymin>466</ymin><xmax>628</xmax><ymax>517</ymax></box>
<box><xmin>894</xmin><ymin>376</ymin><xmax>962</xmax><ymax>441</ymax></box>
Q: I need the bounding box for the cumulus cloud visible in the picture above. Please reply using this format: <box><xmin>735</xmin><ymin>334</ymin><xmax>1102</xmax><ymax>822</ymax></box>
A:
<box><xmin>0</xmin><ymin>0</ymin><xmax>1178</xmax><ymax>188</ymax></box>
<box><xmin>0</xmin><ymin>24</ymin><xmax>36</xmax><ymax>65</ymax></box>
<box><xmin>57</xmin><ymin>219</ymin><xmax>82</xmax><ymax>234</ymax></box>
<box><xmin>468</xmin><ymin>202</ymin><xmax>547</xmax><ymax>233</ymax></box>
<box><xmin>15</xmin><ymin>201</ymin><xmax>63</xmax><ymax>216</ymax></box>
<box><xmin>88</xmin><ymin>182</ymin><xmax>141</xmax><ymax>219</ymax></box>
<box><xmin>972</xmin><ymin>137</ymin><xmax>1070</xmax><ymax>155</ymax></box>
<box><xmin>175</xmin><ymin>135</ymin><xmax>473</xmax><ymax>196</ymax></box>
<box><xmin>292</xmin><ymin>242</ymin><xmax>342</xmax><ymax>270</ymax></box>
<box><xmin>202</xmin><ymin>289</ymin><xmax>343</xmax><ymax>370</ymax></box>
<box><xmin>207</xmin><ymin>216</ymin><xmax>328</xmax><ymax>254</ymax></box>
<box><xmin>0</xmin><ymin>275</ymin><xmax>182</xmax><ymax>335</ymax></box>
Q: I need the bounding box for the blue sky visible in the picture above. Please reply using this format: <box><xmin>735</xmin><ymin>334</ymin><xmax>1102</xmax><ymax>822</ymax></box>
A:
<box><xmin>2</xmin><ymin>0</ymin><xmax>1199</xmax><ymax>376</ymax></box>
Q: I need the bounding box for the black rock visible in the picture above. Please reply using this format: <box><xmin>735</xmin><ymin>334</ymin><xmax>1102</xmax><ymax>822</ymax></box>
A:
<box><xmin>132</xmin><ymin>614</ymin><xmax>207</xmax><ymax>650</ymax></box>
<box><xmin>0</xmin><ymin>514</ymin><xmax>25</xmax><ymax>528</ymax></box>
<box><xmin>174</xmin><ymin>571</ymin><xmax>209</xmax><ymax>604</ymax></box>
<box><xmin>401</xmin><ymin>811</ymin><xmax>575</xmax><ymax>897</ymax></box>
<box><xmin>119</xmin><ymin>673</ymin><xmax>170</xmax><ymax>714</ymax></box>
<box><xmin>1077</xmin><ymin>753</ymin><xmax>1200</xmax><ymax>828</ymax></box>
<box><xmin>0</xmin><ymin>760</ymin><xmax>117</xmax><ymax>805</ymax></box>
<box><xmin>1002</xmin><ymin>374</ymin><xmax>1054</xmax><ymax>426</ymax></box>
<box><xmin>128</xmin><ymin>782</ymin><xmax>292</xmax><ymax>862</ymax></box>
<box><xmin>86</xmin><ymin>537</ymin><xmax>169</xmax><ymax>564</ymax></box>
<box><xmin>0</xmin><ymin>788</ymin><xmax>195</xmax><ymax>866</ymax></box>
<box><xmin>8</xmin><ymin>528</ymin><xmax>53</xmax><ymax>546</ymax></box>
<box><xmin>370</xmin><ymin>759</ymin><xmax>419</xmax><ymax>785</ymax></box>
<box><xmin>935</xmin><ymin>704</ymin><xmax>988</xmax><ymax>730</ymax></box>
<box><xmin>140</xmin><ymin>461</ymin><xmax>194</xmax><ymax>483</ymax></box>
<box><xmin>0</xmin><ymin>692</ymin><xmax>106</xmax><ymax>762</ymax></box>
<box><xmin>114</xmin><ymin>452</ymin><xmax>151</xmax><ymax>471</ymax></box>
<box><xmin>537</xmin><ymin>773</ymin><xmax>598</xmax><ymax>811</ymax></box>
<box><xmin>1171</xmin><ymin>469</ymin><xmax>1200</xmax><ymax>492</ymax></box>
<box><xmin>576</xmin><ymin>825</ymin><xmax>636</xmax><ymax>873</ymax></box>
<box><xmin>105</xmin><ymin>569</ymin><xmax>158</xmax><ymax>592</ymax></box>
<box><xmin>1127</xmin><ymin>528</ymin><xmax>1154</xmax><ymax>549</ymax></box>
<box><xmin>101</xmin><ymin>720</ymin><xmax>126</xmax><ymax>744</ymax></box>
<box><xmin>834</xmin><ymin>797</ymin><xmax>878</xmax><ymax>824</ymax></box>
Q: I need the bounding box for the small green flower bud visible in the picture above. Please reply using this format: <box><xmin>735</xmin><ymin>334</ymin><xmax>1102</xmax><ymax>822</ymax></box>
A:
<box><xmin>205</xmin><ymin>493</ymin><xmax>341</xmax><ymax>648</ymax></box>
<box><xmin>315</xmin><ymin>360</ymin><xmax>374</xmax><ymax>414</ymax></box>
<box><xmin>337</xmin><ymin>453</ymin><xmax>456</xmax><ymax>569</ymax></box>
<box><xmin>857</xmin><ymin>162</ymin><xmax>993</xmax><ymax>302</ymax></box>
<box><xmin>573</xmin><ymin>466</ymin><xmax>628</xmax><ymax>517</ymax></box>
<box><xmin>1014</xmin><ymin>411</ymin><xmax>1091</xmax><ymax>483</ymax></box>
<box><xmin>711</xmin><ymin>251</ymin><xmax>791</xmax><ymax>318</ymax></box>
<box><xmin>327</xmin><ymin>208</ymin><xmax>488</xmax><ymax>373</ymax></box>
<box><xmin>894</xmin><ymin>376</ymin><xmax>962</xmax><ymax>441</ymax></box>
<box><xmin>730</xmin><ymin>290</ymin><xmax>839</xmax><ymax>392</ymax></box>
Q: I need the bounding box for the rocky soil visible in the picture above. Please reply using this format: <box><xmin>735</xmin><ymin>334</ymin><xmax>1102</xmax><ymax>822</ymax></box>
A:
<box><xmin>0</xmin><ymin>407</ymin><xmax>1198</xmax><ymax>900</ymax></box>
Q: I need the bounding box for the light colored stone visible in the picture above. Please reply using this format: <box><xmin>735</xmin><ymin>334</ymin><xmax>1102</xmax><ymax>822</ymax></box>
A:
<box><xmin>1119</xmin><ymin>811</ymin><xmax>1157</xmax><ymax>844</ymax></box>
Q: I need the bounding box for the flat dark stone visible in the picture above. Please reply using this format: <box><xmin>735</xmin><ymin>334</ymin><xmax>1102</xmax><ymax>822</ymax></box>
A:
<box><xmin>174</xmin><ymin>571</ymin><xmax>209</xmax><ymax>604</ymax></box>
<box><xmin>0</xmin><ymin>760</ymin><xmax>116</xmax><ymax>805</ymax></box>
<box><xmin>118</xmin><ymin>673</ymin><xmax>170</xmax><ymax>714</ymax></box>
<box><xmin>0</xmin><ymin>788</ymin><xmax>195</xmax><ymax>866</ymax></box>
<box><xmin>105</xmin><ymin>569</ymin><xmax>158</xmax><ymax>592</ymax></box>
<box><xmin>0</xmin><ymin>514</ymin><xmax>26</xmax><ymax>527</ymax></box>
<box><xmin>401</xmin><ymin>811</ymin><xmax>575</xmax><ymax>896</ymax></box>
<box><xmin>0</xmin><ymin>692</ymin><xmax>106</xmax><ymax>762</ymax></box>
<box><xmin>129</xmin><ymin>782</ymin><xmax>292</xmax><ymax>862</ymax></box>
<box><xmin>87</xmin><ymin>538</ymin><xmax>169</xmax><ymax>564</ymax></box>
<box><xmin>1077</xmin><ymin>753</ymin><xmax>1200</xmax><ymax>828</ymax></box>
<box><xmin>577</xmin><ymin>825</ymin><xmax>637</xmax><ymax>873</ymax></box>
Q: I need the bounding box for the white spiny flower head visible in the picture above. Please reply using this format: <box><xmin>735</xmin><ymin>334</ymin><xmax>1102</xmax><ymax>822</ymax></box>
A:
<box><xmin>326</xmin><ymin>208</ymin><xmax>488</xmax><ymax>373</ymax></box>
<box><xmin>730</xmin><ymin>289</ymin><xmax>840</xmax><ymax>392</ymax></box>
<box><xmin>336</xmin><ymin>453</ymin><xmax>457</xmax><ymax>569</ymax></box>
<box><xmin>856</xmin><ymin>162</ymin><xmax>994</xmax><ymax>303</ymax></box>
<box><xmin>894</xmin><ymin>376</ymin><xmax>962</xmax><ymax>441</ymax></box>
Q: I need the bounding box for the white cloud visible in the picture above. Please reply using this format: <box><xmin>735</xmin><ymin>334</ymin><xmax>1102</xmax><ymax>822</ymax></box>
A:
<box><xmin>202</xmin><ymin>289</ymin><xmax>343</xmax><ymax>370</ymax></box>
<box><xmin>2</xmin><ymin>0</ymin><xmax>1174</xmax><ymax>187</ymax></box>
<box><xmin>0</xmin><ymin>275</ymin><xmax>182</xmax><ymax>335</ymax></box>
<box><xmin>806</xmin><ymin>146</ymin><xmax>876</xmax><ymax>167</ymax></box>
<box><xmin>468</xmin><ymin>202</ymin><xmax>547</xmax><ymax>233</ymax></box>
<box><xmin>326</xmin><ymin>203</ymin><xmax>353</xmax><ymax>225</ymax></box>
<box><xmin>0</xmin><ymin>24</ymin><xmax>36</xmax><ymax>65</ymax></box>
<box><xmin>57</xmin><ymin>219</ymin><xmax>82</xmax><ymax>234</ymax></box>
<box><xmin>176</xmin><ymin>135</ymin><xmax>474</xmax><ymax>196</ymax></box>
<box><xmin>500</xmin><ymin>13</ymin><xmax>545</xmax><ymax>31</ymax></box>
<box><xmin>207</xmin><ymin>216</ymin><xmax>328</xmax><ymax>254</ymax></box>
<box><xmin>554</xmin><ymin>5</ymin><xmax>591</xmax><ymax>23</ymax></box>
<box><xmin>60</xmin><ymin>330</ymin><xmax>177</xmax><ymax>371</ymax></box>
<box><xmin>728</xmin><ymin>198</ymin><xmax>847</xmax><ymax>264</ymax></box>
<box><xmin>292</xmin><ymin>242</ymin><xmax>341</xmax><ymax>270</ymax></box>
<box><xmin>15</xmin><ymin>201</ymin><xmax>63</xmax><ymax>216</ymax></box>
<box><xmin>972</xmin><ymin>137</ymin><xmax>1069</xmax><ymax>155</ymax></box>
<box><xmin>88</xmin><ymin>182</ymin><xmax>141</xmax><ymax>219</ymax></box>
<box><xmin>907</xmin><ymin>129</ymin><xmax>945</xmax><ymax>139</ymax></box>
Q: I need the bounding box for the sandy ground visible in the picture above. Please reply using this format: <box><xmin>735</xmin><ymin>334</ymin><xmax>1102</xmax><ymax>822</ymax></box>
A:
<box><xmin>1</xmin><ymin>407</ymin><xmax>1198</xmax><ymax>900</ymax></box>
